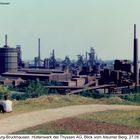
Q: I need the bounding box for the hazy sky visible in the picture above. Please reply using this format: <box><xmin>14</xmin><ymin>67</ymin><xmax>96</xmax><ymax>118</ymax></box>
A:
<box><xmin>0</xmin><ymin>0</ymin><xmax>139</xmax><ymax>60</ymax></box>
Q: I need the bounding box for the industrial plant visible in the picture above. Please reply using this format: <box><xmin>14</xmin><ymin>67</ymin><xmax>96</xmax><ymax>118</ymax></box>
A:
<box><xmin>0</xmin><ymin>25</ymin><xmax>139</xmax><ymax>95</ymax></box>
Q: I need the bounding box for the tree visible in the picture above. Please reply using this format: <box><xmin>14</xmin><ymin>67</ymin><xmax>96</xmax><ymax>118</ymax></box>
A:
<box><xmin>26</xmin><ymin>80</ymin><xmax>48</xmax><ymax>97</ymax></box>
<box><xmin>0</xmin><ymin>85</ymin><xmax>10</xmax><ymax>99</ymax></box>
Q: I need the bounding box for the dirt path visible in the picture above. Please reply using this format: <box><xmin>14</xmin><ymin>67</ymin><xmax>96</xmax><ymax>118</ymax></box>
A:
<box><xmin>0</xmin><ymin>104</ymin><xmax>140</xmax><ymax>134</ymax></box>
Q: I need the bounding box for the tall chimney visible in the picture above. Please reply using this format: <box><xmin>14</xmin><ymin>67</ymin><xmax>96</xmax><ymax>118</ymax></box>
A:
<box><xmin>52</xmin><ymin>49</ymin><xmax>55</xmax><ymax>58</ymax></box>
<box><xmin>4</xmin><ymin>34</ymin><xmax>8</xmax><ymax>47</ymax></box>
<box><xmin>38</xmin><ymin>38</ymin><xmax>41</xmax><ymax>67</ymax></box>
<box><xmin>5</xmin><ymin>34</ymin><xmax>7</xmax><ymax>46</ymax></box>
<box><xmin>86</xmin><ymin>51</ymin><xmax>88</xmax><ymax>62</ymax></box>
<box><xmin>133</xmin><ymin>24</ymin><xmax>139</xmax><ymax>86</ymax></box>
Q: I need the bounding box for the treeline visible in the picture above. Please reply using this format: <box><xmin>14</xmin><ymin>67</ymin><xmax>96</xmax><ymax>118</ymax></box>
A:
<box><xmin>0</xmin><ymin>80</ymin><xmax>140</xmax><ymax>102</ymax></box>
<box><xmin>0</xmin><ymin>80</ymin><xmax>64</xmax><ymax>100</ymax></box>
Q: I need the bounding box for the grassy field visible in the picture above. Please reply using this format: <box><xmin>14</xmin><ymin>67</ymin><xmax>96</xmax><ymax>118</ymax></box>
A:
<box><xmin>0</xmin><ymin>95</ymin><xmax>95</xmax><ymax>119</ymax></box>
<box><xmin>78</xmin><ymin>110</ymin><xmax>140</xmax><ymax>127</ymax></box>
<box><xmin>13</xmin><ymin>94</ymin><xmax>97</xmax><ymax>112</ymax></box>
<box><xmin>12</xmin><ymin>95</ymin><xmax>139</xmax><ymax>114</ymax></box>
<box><xmin>15</xmin><ymin>110</ymin><xmax>140</xmax><ymax>134</ymax></box>
<box><xmin>16</xmin><ymin>129</ymin><xmax>74</xmax><ymax>134</ymax></box>
<box><xmin>0</xmin><ymin>94</ymin><xmax>138</xmax><ymax>120</ymax></box>
<box><xmin>1</xmin><ymin>94</ymin><xmax>140</xmax><ymax>134</ymax></box>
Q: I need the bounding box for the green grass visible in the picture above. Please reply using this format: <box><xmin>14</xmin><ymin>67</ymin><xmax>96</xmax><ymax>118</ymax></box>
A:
<box><xmin>13</xmin><ymin>95</ymin><xmax>138</xmax><ymax>113</ymax></box>
<box><xmin>13</xmin><ymin>95</ymin><xmax>96</xmax><ymax>112</ymax></box>
<box><xmin>0</xmin><ymin>94</ymin><xmax>138</xmax><ymax>120</ymax></box>
<box><xmin>78</xmin><ymin>110</ymin><xmax>140</xmax><ymax>127</ymax></box>
<box><xmin>15</xmin><ymin>110</ymin><xmax>140</xmax><ymax>134</ymax></box>
<box><xmin>17</xmin><ymin>129</ymin><xmax>74</xmax><ymax>134</ymax></box>
<box><xmin>11</xmin><ymin>95</ymin><xmax>140</xmax><ymax>134</ymax></box>
<box><xmin>0</xmin><ymin>94</ymin><xmax>99</xmax><ymax>119</ymax></box>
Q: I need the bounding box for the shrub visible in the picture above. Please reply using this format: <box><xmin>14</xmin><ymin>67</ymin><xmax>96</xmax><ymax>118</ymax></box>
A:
<box><xmin>46</xmin><ymin>80</ymin><xmax>63</xmax><ymax>86</ymax></box>
<box><xmin>10</xmin><ymin>80</ymin><xmax>48</xmax><ymax>100</ymax></box>
<box><xmin>25</xmin><ymin>80</ymin><xmax>48</xmax><ymax>97</ymax></box>
<box><xmin>0</xmin><ymin>85</ymin><xmax>10</xmax><ymax>99</ymax></box>
<box><xmin>11</xmin><ymin>93</ymin><xmax>31</xmax><ymax>100</ymax></box>
<box><xmin>121</xmin><ymin>94</ymin><xmax>140</xmax><ymax>102</ymax></box>
<box><xmin>80</xmin><ymin>90</ymin><xmax>108</xmax><ymax>99</ymax></box>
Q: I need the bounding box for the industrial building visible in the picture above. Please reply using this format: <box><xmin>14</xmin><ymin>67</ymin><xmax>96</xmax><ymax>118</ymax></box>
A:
<box><xmin>2</xmin><ymin>69</ymin><xmax>72</xmax><ymax>82</ymax></box>
<box><xmin>0</xmin><ymin>25</ymin><xmax>139</xmax><ymax>94</ymax></box>
<box><xmin>0</xmin><ymin>35</ymin><xmax>18</xmax><ymax>74</ymax></box>
<box><xmin>114</xmin><ymin>60</ymin><xmax>132</xmax><ymax>73</ymax></box>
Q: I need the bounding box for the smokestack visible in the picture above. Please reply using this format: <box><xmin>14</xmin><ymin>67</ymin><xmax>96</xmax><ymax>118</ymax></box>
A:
<box><xmin>85</xmin><ymin>51</ymin><xmax>88</xmax><ymax>65</ymax></box>
<box><xmin>134</xmin><ymin>24</ymin><xmax>136</xmax><ymax>39</ymax></box>
<box><xmin>52</xmin><ymin>49</ymin><xmax>55</xmax><ymax>58</ymax></box>
<box><xmin>52</xmin><ymin>49</ymin><xmax>56</xmax><ymax>69</ymax></box>
<box><xmin>4</xmin><ymin>34</ymin><xmax>8</xmax><ymax>47</ymax></box>
<box><xmin>86</xmin><ymin>52</ymin><xmax>88</xmax><ymax>61</ymax></box>
<box><xmin>133</xmin><ymin>24</ymin><xmax>139</xmax><ymax>86</ymax></box>
<box><xmin>38</xmin><ymin>38</ymin><xmax>41</xmax><ymax>67</ymax></box>
<box><xmin>5</xmin><ymin>34</ymin><xmax>7</xmax><ymax>46</ymax></box>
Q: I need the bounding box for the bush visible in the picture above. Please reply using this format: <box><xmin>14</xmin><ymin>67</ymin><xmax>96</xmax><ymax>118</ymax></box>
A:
<box><xmin>11</xmin><ymin>93</ymin><xmax>31</xmax><ymax>100</ymax></box>
<box><xmin>80</xmin><ymin>90</ymin><xmax>108</xmax><ymax>99</ymax></box>
<box><xmin>121</xmin><ymin>94</ymin><xmax>140</xmax><ymax>102</ymax></box>
<box><xmin>25</xmin><ymin>80</ymin><xmax>48</xmax><ymax>97</ymax></box>
<box><xmin>0</xmin><ymin>85</ymin><xmax>10</xmax><ymax>99</ymax></box>
<box><xmin>46</xmin><ymin>80</ymin><xmax>63</xmax><ymax>86</ymax></box>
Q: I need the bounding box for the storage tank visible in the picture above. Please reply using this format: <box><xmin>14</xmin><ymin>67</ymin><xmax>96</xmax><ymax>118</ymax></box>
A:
<box><xmin>0</xmin><ymin>35</ymin><xmax>18</xmax><ymax>74</ymax></box>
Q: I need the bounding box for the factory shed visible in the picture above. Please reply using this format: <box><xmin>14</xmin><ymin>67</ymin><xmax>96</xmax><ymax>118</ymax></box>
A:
<box><xmin>8</xmin><ymin>77</ymin><xmax>25</xmax><ymax>86</ymax></box>
<box><xmin>2</xmin><ymin>72</ymin><xmax>50</xmax><ymax>81</ymax></box>
<box><xmin>2</xmin><ymin>70</ymin><xmax>72</xmax><ymax>82</ymax></box>
<box><xmin>0</xmin><ymin>77</ymin><xmax>13</xmax><ymax>85</ymax></box>
<box><xmin>0</xmin><ymin>76</ymin><xmax>25</xmax><ymax>86</ymax></box>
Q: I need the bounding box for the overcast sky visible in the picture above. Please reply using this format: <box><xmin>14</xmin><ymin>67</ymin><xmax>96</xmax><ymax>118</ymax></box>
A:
<box><xmin>0</xmin><ymin>0</ymin><xmax>139</xmax><ymax>60</ymax></box>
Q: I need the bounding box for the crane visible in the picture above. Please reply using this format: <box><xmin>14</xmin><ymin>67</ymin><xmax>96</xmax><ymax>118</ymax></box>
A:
<box><xmin>0</xmin><ymin>2</ymin><xmax>10</xmax><ymax>5</ymax></box>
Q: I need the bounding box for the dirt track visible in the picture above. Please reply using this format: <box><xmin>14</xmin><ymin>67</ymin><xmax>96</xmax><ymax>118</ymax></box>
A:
<box><xmin>0</xmin><ymin>104</ymin><xmax>140</xmax><ymax>134</ymax></box>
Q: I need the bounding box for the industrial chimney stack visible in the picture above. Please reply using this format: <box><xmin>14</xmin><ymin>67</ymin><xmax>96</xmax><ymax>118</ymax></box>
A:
<box><xmin>133</xmin><ymin>24</ymin><xmax>139</xmax><ymax>86</ymax></box>
<box><xmin>4</xmin><ymin>34</ymin><xmax>8</xmax><ymax>48</ymax></box>
<box><xmin>38</xmin><ymin>38</ymin><xmax>41</xmax><ymax>67</ymax></box>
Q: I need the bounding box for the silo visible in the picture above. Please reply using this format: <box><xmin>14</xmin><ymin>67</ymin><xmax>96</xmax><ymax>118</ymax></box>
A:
<box><xmin>0</xmin><ymin>35</ymin><xmax>18</xmax><ymax>74</ymax></box>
